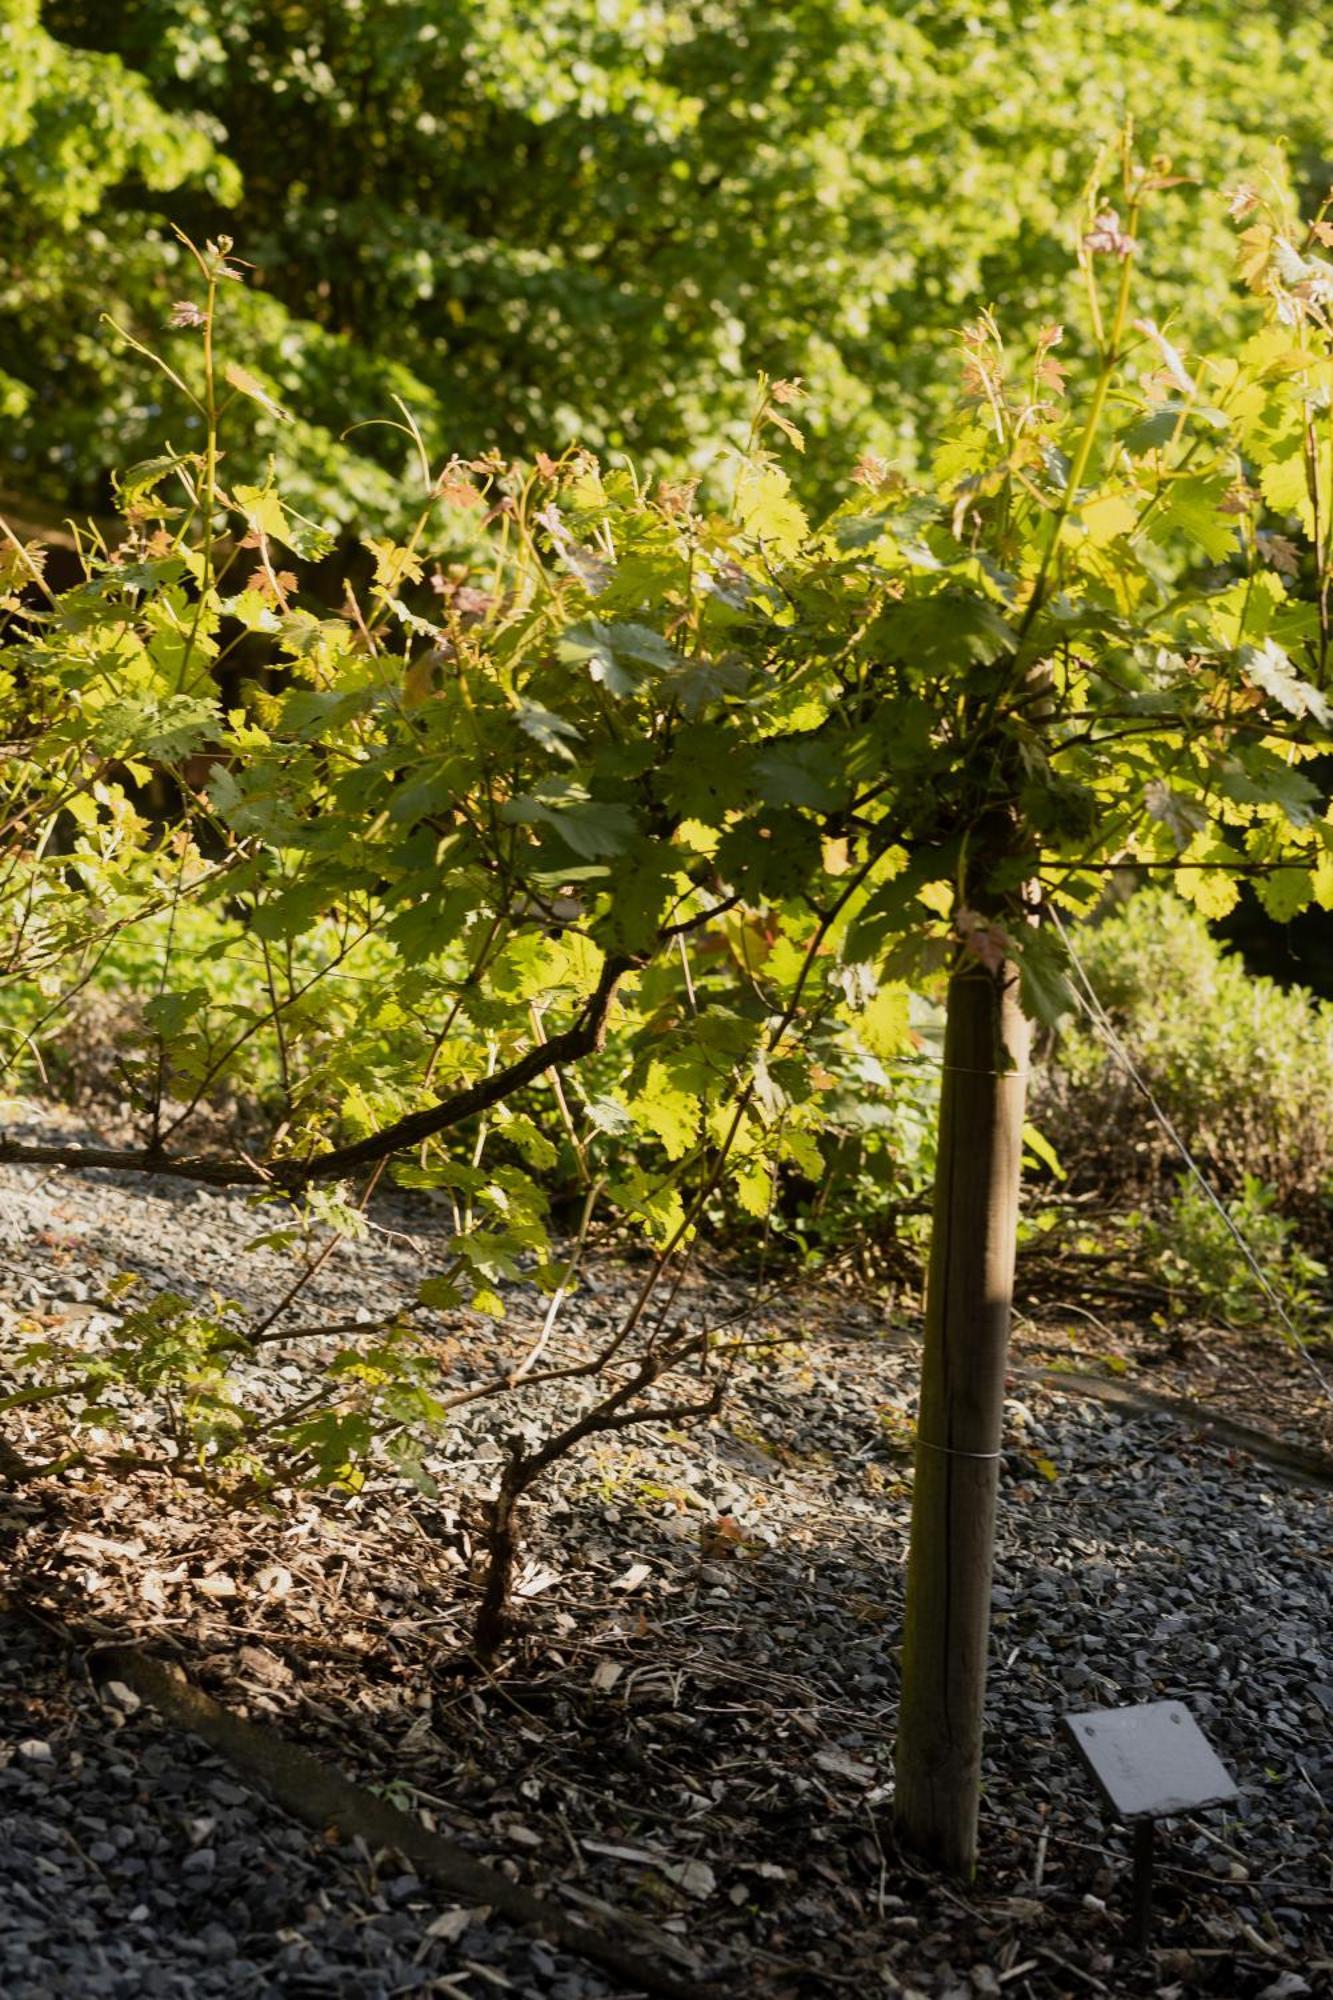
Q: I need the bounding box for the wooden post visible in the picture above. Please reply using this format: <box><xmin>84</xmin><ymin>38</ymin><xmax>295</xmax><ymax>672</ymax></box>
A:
<box><xmin>894</xmin><ymin>952</ymin><xmax>1030</xmax><ymax>1875</ymax></box>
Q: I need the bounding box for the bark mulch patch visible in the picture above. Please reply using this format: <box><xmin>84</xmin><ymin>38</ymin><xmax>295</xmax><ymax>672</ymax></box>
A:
<box><xmin>1</xmin><ymin>1120</ymin><xmax>1331</xmax><ymax>1998</ymax></box>
<box><xmin>1013</xmin><ymin>1253</ymin><xmax>1333</xmax><ymax>1460</ymax></box>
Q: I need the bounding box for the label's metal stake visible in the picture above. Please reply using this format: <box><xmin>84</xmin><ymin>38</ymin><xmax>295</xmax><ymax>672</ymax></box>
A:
<box><xmin>1130</xmin><ymin>1817</ymin><xmax>1155</xmax><ymax>1950</ymax></box>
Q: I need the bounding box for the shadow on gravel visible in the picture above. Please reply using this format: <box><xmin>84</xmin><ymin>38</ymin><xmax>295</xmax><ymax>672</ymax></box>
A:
<box><xmin>8</xmin><ymin>1386</ymin><xmax>1329</xmax><ymax>1999</ymax></box>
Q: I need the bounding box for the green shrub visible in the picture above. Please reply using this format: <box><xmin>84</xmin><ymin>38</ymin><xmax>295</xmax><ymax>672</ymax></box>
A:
<box><xmin>1039</xmin><ymin>890</ymin><xmax>1333</xmax><ymax>1223</ymax></box>
<box><xmin>1135</xmin><ymin>1173</ymin><xmax>1326</xmax><ymax>1334</ymax></box>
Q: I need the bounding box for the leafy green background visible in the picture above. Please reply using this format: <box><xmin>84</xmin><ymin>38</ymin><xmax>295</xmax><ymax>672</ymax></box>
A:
<box><xmin>4</xmin><ymin>0</ymin><xmax>1332</xmax><ymax>526</ymax></box>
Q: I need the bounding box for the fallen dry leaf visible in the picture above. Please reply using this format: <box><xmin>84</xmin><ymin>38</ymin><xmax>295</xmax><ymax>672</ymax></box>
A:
<box><xmin>699</xmin><ymin>1514</ymin><xmax>746</xmax><ymax>1558</ymax></box>
<box><xmin>424</xmin><ymin>1906</ymin><xmax>490</xmax><ymax>1944</ymax></box>
<box><xmin>813</xmin><ymin>1747</ymin><xmax>878</xmax><ymax>1785</ymax></box>
<box><xmin>195</xmin><ymin>1573</ymin><xmax>238</xmax><ymax>1600</ymax></box>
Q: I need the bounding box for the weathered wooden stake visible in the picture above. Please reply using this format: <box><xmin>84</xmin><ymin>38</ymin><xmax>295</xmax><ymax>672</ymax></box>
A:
<box><xmin>894</xmin><ymin>953</ymin><xmax>1030</xmax><ymax>1875</ymax></box>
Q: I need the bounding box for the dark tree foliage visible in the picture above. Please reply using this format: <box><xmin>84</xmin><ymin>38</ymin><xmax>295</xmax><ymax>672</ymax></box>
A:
<box><xmin>3</xmin><ymin>0</ymin><xmax>1332</xmax><ymax>524</ymax></box>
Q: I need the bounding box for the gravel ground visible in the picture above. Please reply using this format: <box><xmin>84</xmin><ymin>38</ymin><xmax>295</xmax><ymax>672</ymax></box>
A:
<box><xmin>1</xmin><ymin>1111</ymin><xmax>1331</xmax><ymax>1998</ymax></box>
<box><xmin>0</xmin><ymin>1610</ymin><xmax>621</xmax><ymax>2000</ymax></box>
